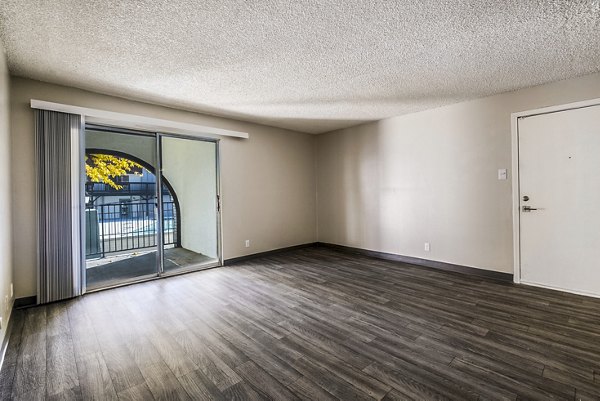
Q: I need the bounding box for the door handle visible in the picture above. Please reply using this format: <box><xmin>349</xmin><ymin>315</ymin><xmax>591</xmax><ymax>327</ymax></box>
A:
<box><xmin>522</xmin><ymin>206</ymin><xmax>540</xmax><ymax>212</ymax></box>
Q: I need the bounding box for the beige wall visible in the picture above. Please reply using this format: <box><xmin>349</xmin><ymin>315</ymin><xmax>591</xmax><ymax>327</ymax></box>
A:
<box><xmin>0</xmin><ymin>45</ymin><xmax>13</xmax><ymax>346</ymax></box>
<box><xmin>316</xmin><ymin>72</ymin><xmax>600</xmax><ymax>274</ymax></box>
<box><xmin>10</xmin><ymin>77</ymin><xmax>317</xmax><ymax>298</ymax></box>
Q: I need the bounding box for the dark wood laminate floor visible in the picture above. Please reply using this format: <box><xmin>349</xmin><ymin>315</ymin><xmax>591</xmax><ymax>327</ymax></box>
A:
<box><xmin>2</xmin><ymin>247</ymin><xmax>600</xmax><ymax>400</ymax></box>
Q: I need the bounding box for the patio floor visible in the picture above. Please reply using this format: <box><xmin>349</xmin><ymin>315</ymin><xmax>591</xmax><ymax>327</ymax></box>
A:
<box><xmin>86</xmin><ymin>247</ymin><xmax>216</xmax><ymax>290</ymax></box>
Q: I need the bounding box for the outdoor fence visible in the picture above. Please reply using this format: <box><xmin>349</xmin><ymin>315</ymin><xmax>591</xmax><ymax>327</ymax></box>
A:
<box><xmin>85</xmin><ymin>201</ymin><xmax>177</xmax><ymax>259</ymax></box>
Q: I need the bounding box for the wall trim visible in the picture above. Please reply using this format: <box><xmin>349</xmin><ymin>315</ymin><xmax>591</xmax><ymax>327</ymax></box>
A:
<box><xmin>317</xmin><ymin>242</ymin><xmax>513</xmax><ymax>282</ymax></box>
<box><xmin>30</xmin><ymin>99</ymin><xmax>249</xmax><ymax>139</ymax></box>
<box><xmin>224</xmin><ymin>243</ymin><xmax>317</xmax><ymax>265</ymax></box>
<box><xmin>14</xmin><ymin>296</ymin><xmax>36</xmax><ymax>309</ymax></box>
<box><xmin>0</xmin><ymin>309</ymin><xmax>15</xmax><ymax>373</ymax></box>
<box><xmin>511</xmin><ymin>96</ymin><xmax>600</xmax><ymax>285</ymax></box>
<box><xmin>520</xmin><ymin>280</ymin><xmax>600</xmax><ymax>299</ymax></box>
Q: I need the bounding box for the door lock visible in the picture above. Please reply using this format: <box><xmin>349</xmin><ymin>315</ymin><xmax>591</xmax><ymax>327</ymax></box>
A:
<box><xmin>522</xmin><ymin>195</ymin><xmax>529</xmax><ymax>202</ymax></box>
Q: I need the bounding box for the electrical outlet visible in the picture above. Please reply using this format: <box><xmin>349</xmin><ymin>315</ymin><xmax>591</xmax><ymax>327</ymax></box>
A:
<box><xmin>424</xmin><ymin>242</ymin><xmax>430</xmax><ymax>252</ymax></box>
<box><xmin>10</xmin><ymin>283</ymin><xmax>13</xmax><ymax>299</ymax></box>
<box><xmin>497</xmin><ymin>168</ymin><xmax>508</xmax><ymax>180</ymax></box>
<box><xmin>245</xmin><ymin>240</ymin><xmax>250</xmax><ymax>248</ymax></box>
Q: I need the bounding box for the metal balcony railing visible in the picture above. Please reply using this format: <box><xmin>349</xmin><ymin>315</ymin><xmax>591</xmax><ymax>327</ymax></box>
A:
<box><xmin>85</xmin><ymin>182</ymin><xmax>161</xmax><ymax>197</ymax></box>
<box><xmin>85</xmin><ymin>201</ymin><xmax>178</xmax><ymax>259</ymax></box>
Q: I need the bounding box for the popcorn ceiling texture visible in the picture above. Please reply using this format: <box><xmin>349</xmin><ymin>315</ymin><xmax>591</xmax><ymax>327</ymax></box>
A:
<box><xmin>0</xmin><ymin>1</ymin><xmax>599</xmax><ymax>134</ymax></box>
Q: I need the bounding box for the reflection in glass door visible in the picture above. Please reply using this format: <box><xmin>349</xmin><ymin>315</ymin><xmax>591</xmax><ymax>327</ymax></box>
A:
<box><xmin>84</xmin><ymin>129</ymin><xmax>160</xmax><ymax>290</ymax></box>
<box><xmin>160</xmin><ymin>136</ymin><xmax>220</xmax><ymax>274</ymax></box>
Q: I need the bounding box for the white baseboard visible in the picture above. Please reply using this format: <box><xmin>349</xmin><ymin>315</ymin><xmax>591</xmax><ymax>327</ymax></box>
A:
<box><xmin>0</xmin><ymin>307</ymin><xmax>14</xmax><ymax>373</ymax></box>
<box><xmin>519</xmin><ymin>280</ymin><xmax>600</xmax><ymax>299</ymax></box>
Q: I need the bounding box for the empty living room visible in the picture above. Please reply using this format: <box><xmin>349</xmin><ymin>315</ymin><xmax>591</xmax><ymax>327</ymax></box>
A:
<box><xmin>1</xmin><ymin>1</ymin><xmax>600</xmax><ymax>400</ymax></box>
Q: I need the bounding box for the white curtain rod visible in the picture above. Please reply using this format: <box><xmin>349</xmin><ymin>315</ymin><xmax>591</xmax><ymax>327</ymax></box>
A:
<box><xmin>30</xmin><ymin>99</ymin><xmax>249</xmax><ymax>139</ymax></box>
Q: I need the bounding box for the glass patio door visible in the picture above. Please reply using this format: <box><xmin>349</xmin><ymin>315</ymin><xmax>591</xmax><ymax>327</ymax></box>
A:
<box><xmin>83</xmin><ymin>128</ymin><xmax>221</xmax><ymax>291</ymax></box>
<box><xmin>84</xmin><ymin>129</ymin><xmax>160</xmax><ymax>290</ymax></box>
<box><xmin>159</xmin><ymin>135</ymin><xmax>220</xmax><ymax>275</ymax></box>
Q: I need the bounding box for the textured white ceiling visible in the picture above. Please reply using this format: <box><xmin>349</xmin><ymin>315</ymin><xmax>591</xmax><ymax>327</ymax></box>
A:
<box><xmin>1</xmin><ymin>1</ymin><xmax>599</xmax><ymax>134</ymax></box>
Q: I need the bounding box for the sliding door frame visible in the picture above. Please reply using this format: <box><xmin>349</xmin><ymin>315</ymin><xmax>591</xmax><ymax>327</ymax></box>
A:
<box><xmin>81</xmin><ymin>126</ymin><xmax>160</xmax><ymax>294</ymax></box>
<box><xmin>80</xmin><ymin>124</ymin><xmax>223</xmax><ymax>294</ymax></box>
<box><xmin>158</xmin><ymin>132</ymin><xmax>223</xmax><ymax>277</ymax></box>
<box><xmin>78</xmin><ymin>117</ymin><xmax>87</xmax><ymax>295</ymax></box>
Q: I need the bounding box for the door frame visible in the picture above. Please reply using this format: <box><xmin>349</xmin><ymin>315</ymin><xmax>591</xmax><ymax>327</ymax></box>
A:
<box><xmin>78</xmin><ymin>124</ymin><xmax>223</xmax><ymax>294</ymax></box>
<box><xmin>511</xmin><ymin>97</ymin><xmax>600</xmax><ymax>289</ymax></box>
<box><xmin>157</xmin><ymin>132</ymin><xmax>223</xmax><ymax>278</ymax></box>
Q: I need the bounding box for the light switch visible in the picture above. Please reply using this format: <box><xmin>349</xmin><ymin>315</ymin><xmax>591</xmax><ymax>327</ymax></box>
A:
<box><xmin>498</xmin><ymin>169</ymin><xmax>508</xmax><ymax>180</ymax></box>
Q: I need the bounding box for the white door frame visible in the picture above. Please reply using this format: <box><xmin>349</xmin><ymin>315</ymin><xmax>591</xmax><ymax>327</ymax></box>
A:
<box><xmin>511</xmin><ymin>97</ymin><xmax>600</xmax><ymax>287</ymax></box>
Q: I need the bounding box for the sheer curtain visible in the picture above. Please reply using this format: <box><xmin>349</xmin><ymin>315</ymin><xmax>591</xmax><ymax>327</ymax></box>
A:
<box><xmin>35</xmin><ymin>109</ymin><xmax>82</xmax><ymax>303</ymax></box>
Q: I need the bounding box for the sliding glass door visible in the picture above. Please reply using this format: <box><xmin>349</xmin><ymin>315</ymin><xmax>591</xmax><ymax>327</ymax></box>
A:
<box><xmin>84</xmin><ymin>129</ymin><xmax>160</xmax><ymax>290</ymax></box>
<box><xmin>160</xmin><ymin>136</ymin><xmax>220</xmax><ymax>274</ymax></box>
<box><xmin>83</xmin><ymin>127</ymin><xmax>220</xmax><ymax>291</ymax></box>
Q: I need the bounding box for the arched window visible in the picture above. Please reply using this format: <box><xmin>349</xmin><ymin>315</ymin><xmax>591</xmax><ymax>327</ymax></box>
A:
<box><xmin>84</xmin><ymin>149</ymin><xmax>181</xmax><ymax>258</ymax></box>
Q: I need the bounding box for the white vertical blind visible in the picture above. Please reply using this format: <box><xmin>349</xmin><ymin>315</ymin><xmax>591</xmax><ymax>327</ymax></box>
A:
<box><xmin>35</xmin><ymin>109</ymin><xmax>82</xmax><ymax>303</ymax></box>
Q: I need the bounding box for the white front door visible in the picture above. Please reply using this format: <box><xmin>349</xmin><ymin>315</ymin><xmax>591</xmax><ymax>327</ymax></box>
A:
<box><xmin>518</xmin><ymin>104</ymin><xmax>600</xmax><ymax>297</ymax></box>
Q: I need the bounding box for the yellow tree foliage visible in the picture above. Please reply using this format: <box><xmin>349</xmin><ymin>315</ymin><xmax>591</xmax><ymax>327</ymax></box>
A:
<box><xmin>85</xmin><ymin>154</ymin><xmax>143</xmax><ymax>189</ymax></box>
